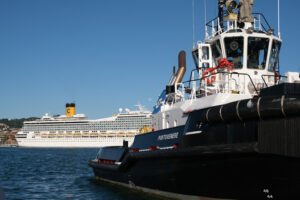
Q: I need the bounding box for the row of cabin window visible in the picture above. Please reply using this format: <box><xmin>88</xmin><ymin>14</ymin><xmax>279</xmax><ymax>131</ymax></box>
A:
<box><xmin>24</xmin><ymin>123</ymin><xmax>149</xmax><ymax>129</ymax></box>
<box><xmin>206</xmin><ymin>37</ymin><xmax>281</xmax><ymax>71</ymax></box>
<box><xmin>24</xmin><ymin>120</ymin><xmax>150</xmax><ymax>128</ymax></box>
<box><xmin>23</xmin><ymin>126</ymin><xmax>142</xmax><ymax>132</ymax></box>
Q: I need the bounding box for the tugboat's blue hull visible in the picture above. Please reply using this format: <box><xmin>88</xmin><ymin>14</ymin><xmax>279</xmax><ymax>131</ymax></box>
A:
<box><xmin>89</xmin><ymin>84</ymin><xmax>300</xmax><ymax>199</ymax></box>
<box><xmin>89</xmin><ymin>115</ymin><xmax>300</xmax><ymax>199</ymax></box>
<box><xmin>89</xmin><ymin>144</ymin><xmax>300</xmax><ymax>199</ymax></box>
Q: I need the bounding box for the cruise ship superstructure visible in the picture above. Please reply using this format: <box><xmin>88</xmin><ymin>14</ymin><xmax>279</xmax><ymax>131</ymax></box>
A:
<box><xmin>16</xmin><ymin>103</ymin><xmax>152</xmax><ymax>147</ymax></box>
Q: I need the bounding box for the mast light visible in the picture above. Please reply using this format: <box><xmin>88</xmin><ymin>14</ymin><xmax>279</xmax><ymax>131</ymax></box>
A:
<box><xmin>226</xmin><ymin>0</ymin><xmax>238</xmax><ymax>13</ymax></box>
<box><xmin>225</xmin><ymin>0</ymin><xmax>238</xmax><ymax>21</ymax></box>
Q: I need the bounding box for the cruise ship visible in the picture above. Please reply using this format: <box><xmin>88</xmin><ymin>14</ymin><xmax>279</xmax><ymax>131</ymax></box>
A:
<box><xmin>15</xmin><ymin>103</ymin><xmax>152</xmax><ymax>147</ymax></box>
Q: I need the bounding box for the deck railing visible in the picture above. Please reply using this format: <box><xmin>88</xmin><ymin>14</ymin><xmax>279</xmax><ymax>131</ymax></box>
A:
<box><xmin>165</xmin><ymin>70</ymin><xmax>282</xmax><ymax>105</ymax></box>
<box><xmin>205</xmin><ymin>13</ymin><xmax>274</xmax><ymax>39</ymax></box>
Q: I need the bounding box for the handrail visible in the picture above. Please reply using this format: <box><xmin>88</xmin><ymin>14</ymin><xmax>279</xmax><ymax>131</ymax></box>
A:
<box><xmin>182</xmin><ymin>71</ymin><xmax>259</xmax><ymax>95</ymax></box>
<box><xmin>188</xmin><ymin>68</ymin><xmax>202</xmax><ymax>88</ymax></box>
<box><xmin>252</xmin><ymin>13</ymin><xmax>272</xmax><ymax>31</ymax></box>
<box><xmin>261</xmin><ymin>74</ymin><xmax>287</xmax><ymax>87</ymax></box>
<box><xmin>205</xmin><ymin>13</ymin><xmax>272</xmax><ymax>36</ymax></box>
<box><xmin>206</xmin><ymin>16</ymin><xmax>219</xmax><ymax>28</ymax></box>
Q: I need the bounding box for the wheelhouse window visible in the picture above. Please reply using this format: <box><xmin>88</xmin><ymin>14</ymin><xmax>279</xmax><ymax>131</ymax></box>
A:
<box><xmin>268</xmin><ymin>40</ymin><xmax>281</xmax><ymax>72</ymax></box>
<box><xmin>247</xmin><ymin>37</ymin><xmax>269</xmax><ymax>69</ymax></box>
<box><xmin>202</xmin><ymin>46</ymin><xmax>209</xmax><ymax>60</ymax></box>
<box><xmin>224</xmin><ymin>37</ymin><xmax>244</xmax><ymax>69</ymax></box>
<box><xmin>201</xmin><ymin>46</ymin><xmax>210</xmax><ymax>68</ymax></box>
<box><xmin>211</xmin><ymin>39</ymin><xmax>222</xmax><ymax>66</ymax></box>
<box><xmin>192</xmin><ymin>49</ymin><xmax>199</xmax><ymax>69</ymax></box>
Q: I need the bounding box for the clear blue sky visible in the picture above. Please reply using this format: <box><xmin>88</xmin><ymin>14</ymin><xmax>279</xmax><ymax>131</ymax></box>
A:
<box><xmin>0</xmin><ymin>0</ymin><xmax>299</xmax><ymax>119</ymax></box>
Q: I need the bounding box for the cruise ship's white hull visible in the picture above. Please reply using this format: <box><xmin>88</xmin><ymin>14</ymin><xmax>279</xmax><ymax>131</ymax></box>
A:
<box><xmin>15</xmin><ymin>105</ymin><xmax>152</xmax><ymax>148</ymax></box>
<box><xmin>16</xmin><ymin>136</ymin><xmax>135</xmax><ymax>148</ymax></box>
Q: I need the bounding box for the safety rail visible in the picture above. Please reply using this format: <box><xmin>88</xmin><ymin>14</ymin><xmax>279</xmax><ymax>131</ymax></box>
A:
<box><xmin>165</xmin><ymin>83</ymin><xmax>186</xmax><ymax>104</ymax></box>
<box><xmin>253</xmin><ymin>13</ymin><xmax>272</xmax><ymax>33</ymax></box>
<box><xmin>261</xmin><ymin>74</ymin><xmax>286</xmax><ymax>87</ymax></box>
<box><xmin>205</xmin><ymin>16</ymin><xmax>223</xmax><ymax>39</ymax></box>
<box><xmin>165</xmin><ymin>70</ymin><xmax>269</xmax><ymax>105</ymax></box>
<box><xmin>205</xmin><ymin>13</ymin><xmax>274</xmax><ymax>39</ymax></box>
<box><xmin>182</xmin><ymin>70</ymin><xmax>259</xmax><ymax>96</ymax></box>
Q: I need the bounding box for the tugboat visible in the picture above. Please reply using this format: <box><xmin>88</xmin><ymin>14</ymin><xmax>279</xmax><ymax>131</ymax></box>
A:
<box><xmin>89</xmin><ymin>1</ymin><xmax>300</xmax><ymax>199</ymax></box>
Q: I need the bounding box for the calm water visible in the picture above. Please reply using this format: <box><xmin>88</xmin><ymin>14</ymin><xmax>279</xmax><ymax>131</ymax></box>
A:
<box><xmin>0</xmin><ymin>148</ymin><xmax>159</xmax><ymax>200</ymax></box>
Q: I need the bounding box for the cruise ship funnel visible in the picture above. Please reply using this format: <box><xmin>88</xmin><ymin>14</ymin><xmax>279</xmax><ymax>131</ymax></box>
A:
<box><xmin>173</xmin><ymin>51</ymin><xmax>186</xmax><ymax>84</ymax></box>
<box><xmin>66</xmin><ymin>103</ymin><xmax>75</xmax><ymax>117</ymax></box>
<box><xmin>70</xmin><ymin>103</ymin><xmax>75</xmax><ymax>116</ymax></box>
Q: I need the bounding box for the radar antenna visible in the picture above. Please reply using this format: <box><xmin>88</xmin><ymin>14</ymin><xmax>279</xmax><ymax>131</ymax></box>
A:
<box><xmin>239</xmin><ymin>0</ymin><xmax>254</xmax><ymax>23</ymax></box>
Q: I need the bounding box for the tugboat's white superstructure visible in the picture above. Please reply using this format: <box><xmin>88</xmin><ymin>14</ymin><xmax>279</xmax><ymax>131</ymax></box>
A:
<box><xmin>152</xmin><ymin>0</ymin><xmax>299</xmax><ymax>131</ymax></box>
<box><xmin>16</xmin><ymin>104</ymin><xmax>152</xmax><ymax>148</ymax></box>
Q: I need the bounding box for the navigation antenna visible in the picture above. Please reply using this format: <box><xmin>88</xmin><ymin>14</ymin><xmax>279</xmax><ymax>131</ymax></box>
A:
<box><xmin>278</xmin><ymin>0</ymin><xmax>281</xmax><ymax>39</ymax></box>
<box><xmin>204</xmin><ymin>0</ymin><xmax>208</xmax><ymax>39</ymax></box>
<box><xmin>192</xmin><ymin>0</ymin><xmax>195</xmax><ymax>48</ymax></box>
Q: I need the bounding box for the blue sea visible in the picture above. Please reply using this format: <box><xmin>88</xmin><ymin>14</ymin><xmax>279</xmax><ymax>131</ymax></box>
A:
<box><xmin>0</xmin><ymin>148</ymin><xmax>159</xmax><ymax>200</ymax></box>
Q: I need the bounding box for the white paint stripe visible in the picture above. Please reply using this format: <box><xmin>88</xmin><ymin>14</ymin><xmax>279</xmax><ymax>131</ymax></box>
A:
<box><xmin>185</xmin><ymin>130</ymin><xmax>202</xmax><ymax>135</ymax></box>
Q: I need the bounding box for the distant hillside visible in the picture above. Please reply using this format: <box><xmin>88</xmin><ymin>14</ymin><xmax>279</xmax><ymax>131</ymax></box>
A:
<box><xmin>0</xmin><ymin>118</ymin><xmax>38</xmax><ymax>128</ymax></box>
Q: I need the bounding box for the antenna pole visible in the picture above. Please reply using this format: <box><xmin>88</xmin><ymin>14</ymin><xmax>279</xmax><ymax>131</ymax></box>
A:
<box><xmin>192</xmin><ymin>0</ymin><xmax>195</xmax><ymax>48</ymax></box>
<box><xmin>278</xmin><ymin>0</ymin><xmax>281</xmax><ymax>39</ymax></box>
<box><xmin>204</xmin><ymin>0</ymin><xmax>207</xmax><ymax>24</ymax></box>
<box><xmin>204</xmin><ymin>0</ymin><xmax>208</xmax><ymax>39</ymax></box>
<box><xmin>218</xmin><ymin>0</ymin><xmax>225</xmax><ymax>32</ymax></box>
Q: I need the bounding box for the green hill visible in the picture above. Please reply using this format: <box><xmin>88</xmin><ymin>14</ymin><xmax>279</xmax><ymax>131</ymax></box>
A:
<box><xmin>0</xmin><ymin>118</ymin><xmax>38</xmax><ymax>128</ymax></box>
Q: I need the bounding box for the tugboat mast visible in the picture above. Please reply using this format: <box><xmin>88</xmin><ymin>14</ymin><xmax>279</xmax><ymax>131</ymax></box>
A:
<box><xmin>218</xmin><ymin>0</ymin><xmax>225</xmax><ymax>31</ymax></box>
